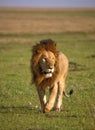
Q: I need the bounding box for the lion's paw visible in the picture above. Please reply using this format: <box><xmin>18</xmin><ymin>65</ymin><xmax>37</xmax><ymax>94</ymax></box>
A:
<box><xmin>43</xmin><ymin>108</ymin><xmax>50</xmax><ymax>113</ymax></box>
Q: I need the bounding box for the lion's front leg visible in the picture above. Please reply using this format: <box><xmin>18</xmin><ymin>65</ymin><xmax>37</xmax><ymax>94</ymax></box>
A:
<box><xmin>55</xmin><ymin>80</ymin><xmax>65</xmax><ymax>111</ymax></box>
<box><xmin>37</xmin><ymin>87</ymin><xmax>46</xmax><ymax>112</ymax></box>
<box><xmin>44</xmin><ymin>83</ymin><xmax>58</xmax><ymax>113</ymax></box>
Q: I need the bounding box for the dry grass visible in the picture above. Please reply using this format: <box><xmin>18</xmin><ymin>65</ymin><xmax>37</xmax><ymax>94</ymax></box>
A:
<box><xmin>0</xmin><ymin>8</ymin><xmax>95</xmax><ymax>34</ymax></box>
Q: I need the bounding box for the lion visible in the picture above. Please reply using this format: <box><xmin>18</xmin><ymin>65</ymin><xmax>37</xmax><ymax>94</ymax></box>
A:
<box><xmin>31</xmin><ymin>39</ymin><xmax>73</xmax><ymax>113</ymax></box>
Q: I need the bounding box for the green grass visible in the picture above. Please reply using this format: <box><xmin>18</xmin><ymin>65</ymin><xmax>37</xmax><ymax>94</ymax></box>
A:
<box><xmin>0</xmin><ymin>32</ymin><xmax>95</xmax><ymax>130</ymax></box>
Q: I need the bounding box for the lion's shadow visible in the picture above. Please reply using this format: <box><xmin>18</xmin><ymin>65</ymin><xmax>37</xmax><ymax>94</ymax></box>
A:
<box><xmin>45</xmin><ymin>109</ymin><xmax>78</xmax><ymax>119</ymax></box>
<box><xmin>0</xmin><ymin>106</ymin><xmax>83</xmax><ymax>119</ymax></box>
<box><xmin>0</xmin><ymin>106</ymin><xmax>37</xmax><ymax>114</ymax></box>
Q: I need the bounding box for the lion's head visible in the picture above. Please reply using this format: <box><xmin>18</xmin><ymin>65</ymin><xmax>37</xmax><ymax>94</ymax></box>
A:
<box><xmin>31</xmin><ymin>39</ymin><xmax>58</xmax><ymax>85</ymax></box>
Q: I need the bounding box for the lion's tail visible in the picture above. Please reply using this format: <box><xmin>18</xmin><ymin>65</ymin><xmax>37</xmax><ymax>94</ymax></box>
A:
<box><xmin>63</xmin><ymin>89</ymin><xmax>73</xmax><ymax>97</ymax></box>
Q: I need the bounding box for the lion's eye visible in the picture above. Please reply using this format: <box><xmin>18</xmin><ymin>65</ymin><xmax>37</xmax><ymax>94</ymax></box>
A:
<box><xmin>42</xmin><ymin>58</ymin><xmax>46</xmax><ymax>62</ymax></box>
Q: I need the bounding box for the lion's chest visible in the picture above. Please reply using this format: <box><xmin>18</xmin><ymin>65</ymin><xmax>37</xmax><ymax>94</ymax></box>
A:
<box><xmin>39</xmin><ymin>77</ymin><xmax>55</xmax><ymax>89</ymax></box>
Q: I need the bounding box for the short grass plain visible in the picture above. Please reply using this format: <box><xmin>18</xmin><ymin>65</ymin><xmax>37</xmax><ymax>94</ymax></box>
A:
<box><xmin>0</xmin><ymin>8</ymin><xmax>95</xmax><ymax>130</ymax></box>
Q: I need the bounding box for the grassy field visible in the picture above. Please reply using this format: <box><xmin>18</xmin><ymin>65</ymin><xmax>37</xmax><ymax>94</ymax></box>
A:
<box><xmin>0</xmin><ymin>8</ymin><xmax>95</xmax><ymax>130</ymax></box>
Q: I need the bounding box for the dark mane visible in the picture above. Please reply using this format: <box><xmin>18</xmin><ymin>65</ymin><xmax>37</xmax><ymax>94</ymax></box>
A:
<box><xmin>32</xmin><ymin>39</ymin><xmax>58</xmax><ymax>55</ymax></box>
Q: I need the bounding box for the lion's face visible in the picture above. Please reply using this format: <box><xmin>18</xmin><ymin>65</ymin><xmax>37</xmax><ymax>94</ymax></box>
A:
<box><xmin>39</xmin><ymin>51</ymin><xmax>56</xmax><ymax>78</ymax></box>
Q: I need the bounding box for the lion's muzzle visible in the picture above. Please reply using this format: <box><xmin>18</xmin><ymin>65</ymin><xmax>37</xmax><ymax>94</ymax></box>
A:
<box><xmin>42</xmin><ymin>68</ymin><xmax>54</xmax><ymax>78</ymax></box>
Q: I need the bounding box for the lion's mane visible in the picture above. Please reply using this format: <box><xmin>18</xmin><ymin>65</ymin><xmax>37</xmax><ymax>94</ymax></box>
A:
<box><xmin>31</xmin><ymin>39</ymin><xmax>59</xmax><ymax>89</ymax></box>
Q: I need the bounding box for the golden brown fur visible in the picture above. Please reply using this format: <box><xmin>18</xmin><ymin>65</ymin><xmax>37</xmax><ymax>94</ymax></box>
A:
<box><xmin>31</xmin><ymin>39</ymin><xmax>73</xmax><ymax>113</ymax></box>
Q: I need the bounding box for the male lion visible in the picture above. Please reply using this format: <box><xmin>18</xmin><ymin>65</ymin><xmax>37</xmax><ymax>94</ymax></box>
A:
<box><xmin>31</xmin><ymin>39</ymin><xmax>73</xmax><ymax>113</ymax></box>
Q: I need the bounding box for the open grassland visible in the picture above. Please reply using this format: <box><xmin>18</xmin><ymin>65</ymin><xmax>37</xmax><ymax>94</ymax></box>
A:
<box><xmin>0</xmin><ymin>8</ymin><xmax>95</xmax><ymax>130</ymax></box>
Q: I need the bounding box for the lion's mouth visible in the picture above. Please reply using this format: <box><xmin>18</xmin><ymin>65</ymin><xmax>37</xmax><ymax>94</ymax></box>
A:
<box><xmin>42</xmin><ymin>68</ymin><xmax>54</xmax><ymax>78</ymax></box>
